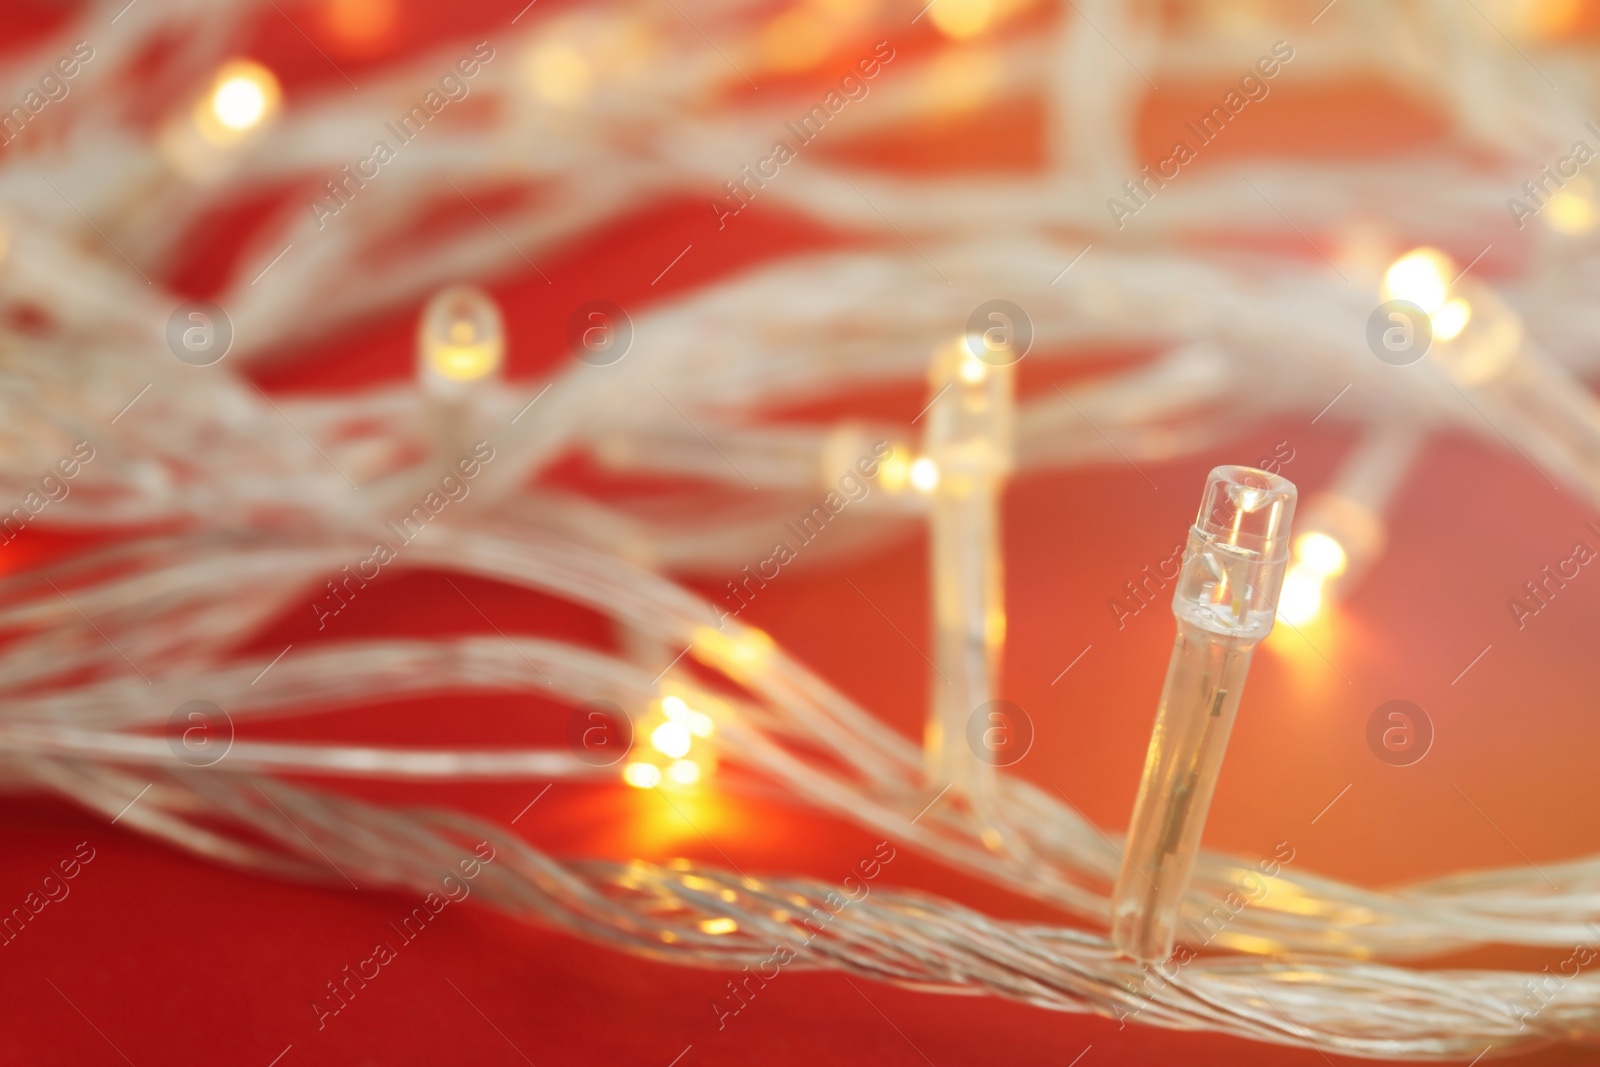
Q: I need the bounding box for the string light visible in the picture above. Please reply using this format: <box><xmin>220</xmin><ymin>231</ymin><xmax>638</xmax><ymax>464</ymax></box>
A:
<box><xmin>1113</xmin><ymin>466</ymin><xmax>1296</xmax><ymax>962</ymax></box>
<box><xmin>909</xmin><ymin>456</ymin><xmax>940</xmax><ymax>492</ymax></box>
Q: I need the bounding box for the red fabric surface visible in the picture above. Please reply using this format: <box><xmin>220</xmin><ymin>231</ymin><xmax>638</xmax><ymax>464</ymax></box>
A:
<box><xmin>5</xmin><ymin>2</ymin><xmax>1600</xmax><ymax>1065</ymax></box>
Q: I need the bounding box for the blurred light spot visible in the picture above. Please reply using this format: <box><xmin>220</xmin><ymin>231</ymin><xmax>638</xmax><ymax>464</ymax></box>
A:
<box><xmin>668</xmin><ymin>759</ymin><xmax>702</xmax><ymax>785</ymax></box>
<box><xmin>210</xmin><ymin>62</ymin><xmax>279</xmax><ymax>132</ymax></box>
<box><xmin>1546</xmin><ymin>184</ymin><xmax>1597</xmax><ymax>235</ymax></box>
<box><xmin>1432</xmin><ymin>297</ymin><xmax>1471</xmax><ymax>342</ymax></box>
<box><xmin>623</xmin><ymin>762</ymin><xmax>661</xmax><ymax>788</ymax></box>
<box><xmin>1295</xmin><ymin>532</ymin><xmax>1347</xmax><ymax>578</ymax></box>
<box><xmin>530</xmin><ymin>43</ymin><xmax>592</xmax><ymax>104</ymax></box>
<box><xmin>652</xmin><ymin>721</ymin><xmax>692</xmax><ymax>760</ymax></box>
<box><xmin>1382</xmin><ymin>248</ymin><xmax>1453</xmax><ymax>315</ymax></box>
<box><xmin>761</xmin><ymin>8</ymin><xmax>833</xmax><ymax>71</ymax></box>
<box><xmin>699</xmin><ymin>916</ymin><xmax>736</xmax><ymax>934</ymax></box>
<box><xmin>1276</xmin><ymin>565</ymin><xmax>1324</xmax><ymax>625</ymax></box>
<box><xmin>910</xmin><ymin>456</ymin><xmax>940</xmax><ymax>492</ymax></box>
<box><xmin>930</xmin><ymin>0</ymin><xmax>996</xmax><ymax>39</ymax></box>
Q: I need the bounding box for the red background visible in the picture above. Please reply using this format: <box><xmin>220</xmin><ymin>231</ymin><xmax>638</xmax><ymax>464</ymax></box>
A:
<box><xmin>4</xmin><ymin>1</ymin><xmax>1600</xmax><ymax>1063</ymax></box>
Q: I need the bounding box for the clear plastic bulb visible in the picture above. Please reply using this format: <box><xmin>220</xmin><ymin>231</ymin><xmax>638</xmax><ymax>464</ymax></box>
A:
<box><xmin>1112</xmin><ymin>465</ymin><xmax>1296</xmax><ymax>962</ymax></box>
<box><xmin>922</xmin><ymin>337</ymin><xmax>1014</xmax><ymax>808</ymax></box>
<box><xmin>417</xmin><ymin>285</ymin><xmax>506</xmax><ymax>398</ymax></box>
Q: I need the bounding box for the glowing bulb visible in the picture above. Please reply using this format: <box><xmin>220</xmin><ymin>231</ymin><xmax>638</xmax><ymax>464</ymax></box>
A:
<box><xmin>651</xmin><ymin>721</ymin><xmax>692</xmax><ymax>760</ymax></box>
<box><xmin>1432</xmin><ymin>298</ymin><xmax>1471</xmax><ymax>342</ymax></box>
<box><xmin>878</xmin><ymin>450</ymin><xmax>911</xmax><ymax>493</ymax></box>
<box><xmin>958</xmin><ymin>354</ymin><xmax>987</xmax><ymax>383</ymax></box>
<box><xmin>418</xmin><ymin>285</ymin><xmax>505</xmax><ymax>392</ymax></box>
<box><xmin>669</xmin><ymin>759</ymin><xmax>703</xmax><ymax>785</ymax></box>
<box><xmin>210</xmin><ymin>62</ymin><xmax>279</xmax><ymax>132</ymax></box>
<box><xmin>1546</xmin><ymin>185</ymin><xmax>1597</xmax><ymax>235</ymax></box>
<box><xmin>623</xmin><ymin>762</ymin><xmax>661</xmax><ymax>788</ymax></box>
<box><xmin>530</xmin><ymin>43</ymin><xmax>592</xmax><ymax>104</ymax></box>
<box><xmin>699</xmin><ymin>916</ymin><xmax>736</xmax><ymax>934</ymax></box>
<box><xmin>929</xmin><ymin>0</ymin><xmax>997</xmax><ymax>38</ymax></box>
<box><xmin>1276</xmin><ymin>565</ymin><xmax>1325</xmax><ymax>625</ymax></box>
<box><xmin>909</xmin><ymin>456</ymin><xmax>940</xmax><ymax>492</ymax></box>
<box><xmin>662</xmin><ymin>695</ymin><xmax>714</xmax><ymax>738</ymax></box>
<box><xmin>1382</xmin><ymin>248</ymin><xmax>1453</xmax><ymax>316</ymax></box>
<box><xmin>1295</xmin><ymin>532</ymin><xmax>1348</xmax><ymax>578</ymax></box>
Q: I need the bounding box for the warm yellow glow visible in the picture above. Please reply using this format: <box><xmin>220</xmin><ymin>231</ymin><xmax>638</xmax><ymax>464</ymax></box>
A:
<box><xmin>209</xmin><ymin>62</ymin><xmax>280</xmax><ymax>132</ymax></box>
<box><xmin>651</xmin><ymin>721</ymin><xmax>692</xmax><ymax>760</ymax></box>
<box><xmin>662</xmin><ymin>695</ymin><xmax>714</xmax><ymax>738</ymax></box>
<box><xmin>910</xmin><ymin>456</ymin><xmax>940</xmax><ymax>492</ymax></box>
<box><xmin>1295</xmin><ymin>531</ymin><xmax>1348</xmax><ymax>578</ymax></box>
<box><xmin>530</xmin><ymin>43</ymin><xmax>592</xmax><ymax>104</ymax></box>
<box><xmin>1382</xmin><ymin>248</ymin><xmax>1453</xmax><ymax>315</ymax></box>
<box><xmin>925</xmin><ymin>44</ymin><xmax>1002</xmax><ymax>115</ymax></box>
<box><xmin>930</xmin><ymin>0</ymin><xmax>997</xmax><ymax>39</ymax></box>
<box><xmin>1276</xmin><ymin>565</ymin><xmax>1325</xmax><ymax>625</ymax></box>
<box><xmin>958</xmin><ymin>354</ymin><xmax>987</xmax><ymax>383</ymax></box>
<box><xmin>761</xmin><ymin>8</ymin><xmax>834</xmax><ymax>71</ymax></box>
<box><xmin>1432</xmin><ymin>298</ymin><xmax>1471</xmax><ymax>342</ymax></box>
<box><xmin>623</xmin><ymin>761</ymin><xmax>661</xmax><ymax>788</ymax></box>
<box><xmin>878</xmin><ymin>450</ymin><xmax>911</xmax><ymax>493</ymax></box>
<box><xmin>668</xmin><ymin>759</ymin><xmax>703</xmax><ymax>785</ymax></box>
<box><xmin>429</xmin><ymin>343</ymin><xmax>499</xmax><ymax>382</ymax></box>
<box><xmin>692</xmin><ymin>625</ymin><xmax>775</xmax><ymax>681</ymax></box>
<box><xmin>699</xmin><ymin>916</ymin><xmax>736</xmax><ymax>934</ymax></box>
<box><xmin>1546</xmin><ymin>186</ymin><xmax>1597</xmax><ymax>235</ymax></box>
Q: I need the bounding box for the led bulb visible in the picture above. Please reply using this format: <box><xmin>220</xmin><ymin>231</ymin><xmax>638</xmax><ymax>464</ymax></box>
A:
<box><xmin>1112</xmin><ymin>466</ymin><xmax>1297</xmax><ymax>962</ymax></box>
<box><xmin>1383</xmin><ymin>248</ymin><xmax>1454</xmax><ymax>315</ymax></box>
<box><xmin>418</xmin><ymin>285</ymin><xmax>505</xmax><ymax>396</ymax></box>
<box><xmin>651</xmin><ymin>721</ymin><xmax>692</xmax><ymax>760</ymax></box>
<box><xmin>909</xmin><ymin>457</ymin><xmax>940</xmax><ymax>492</ymax></box>
<box><xmin>195</xmin><ymin>60</ymin><xmax>281</xmax><ymax>144</ymax></box>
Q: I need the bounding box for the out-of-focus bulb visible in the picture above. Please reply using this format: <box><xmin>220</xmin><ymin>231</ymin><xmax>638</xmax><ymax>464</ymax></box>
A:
<box><xmin>200</xmin><ymin>61</ymin><xmax>281</xmax><ymax>141</ymax></box>
<box><xmin>910</xmin><ymin>456</ymin><xmax>940</xmax><ymax>492</ymax></box>
<box><xmin>530</xmin><ymin>43</ymin><xmax>592</xmax><ymax>104</ymax></box>
<box><xmin>698</xmin><ymin>916</ymin><xmax>736</xmax><ymax>934</ymax></box>
<box><xmin>1276</xmin><ymin>564</ymin><xmax>1324</xmax><ymax>625</ymax></box>
<box><xmin>1383</xmin><ymin>248</ymin><xmax>1453</xmax><ymax>315</ymax></box>
<box><xmin>958</xmin><ymin>353</ymin><xmax>987</xmax><ymax>383</ymax></box>
<box><xmin>623</xmin><ymin>762</ymin><xmax>662</xmax><ymax>788</ymax></box>
<box><xmin>668</xmin><ymin>759</ymin><xmax>702</xmax><ymax>785</ymax></box>
<box><xmin>930</xmin><ymin>0</ymin><xmax>997</xmax><ymax>38</ymax></box>
<box><xmin>877</xmin><ymin>447</ymin><xmax>911</xmax><ymax>493</ymax></box>
<box><xmin>1546</xmin><ymin>183</ymin><xmax>1597</xmax><ymax>235</ymax></box>
<box><xmin>651</xmin><ymin>721</ymin><xmax>692</xmax><ymax>760</ymax></box>
<box><xmin>1432</xmin><ymin>298</ymin><xmax>1471</xmax><ymax>342</ymax></box>
<box><xmin>418</xmin><ymin>285</ymin><xmax>505</xmax><ymax>393</ymax></box>
<box><xmin>1295</xmin><ymin>531</ymin><xmax>1348</xmax><ymax>578</ymax></box>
